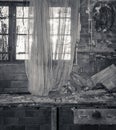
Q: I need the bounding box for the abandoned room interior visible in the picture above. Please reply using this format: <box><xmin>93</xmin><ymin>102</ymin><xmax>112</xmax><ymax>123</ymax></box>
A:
<box><xmin>0</xmin><ymin>0</ymin><xmax>116</xmax><ymax>130</ymax></box>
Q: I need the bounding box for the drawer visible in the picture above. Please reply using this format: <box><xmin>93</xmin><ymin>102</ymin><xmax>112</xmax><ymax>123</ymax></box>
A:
<box><xmin>72</xmin><ymin>109</ymin><xmax>116</xmax><ymax>125</ymax></box>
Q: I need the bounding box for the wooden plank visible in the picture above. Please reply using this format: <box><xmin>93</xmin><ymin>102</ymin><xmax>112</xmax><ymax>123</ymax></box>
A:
<box><xmin>0</xmin><ymin>80</ymin><xmax>11</xmax><ymax>88</ymax></box>
<box><xmin>73</xmin><ymin>108</ymin><xmax>116</xmax><ymax>125</ymax></box>
<box><xmin>0</xmin><ymin>74</ymin><xmax>28</xmax><ymax>81</ymax></box>
<box><xmin>11</xmin><ymin>81</ymin><xmax>28</xmax><ymax>88</ymax></box>
<box><xmin>91</xmin><ymin>64</ymin><xmax>116</xmax><ymax>90</ymax></box>
<box><xmin>0</xmin><ymin>63</ymin><xmax>26</xmax><ymax>74</ymax></box>
<box><xmin>51</xmin><ymin>107</ymin><xmax>57</xmax><ymax>130</ymax></box>
<box><xmin>0</xmin><ymin>80</ymin><xmax>28</xmax><ymax>88</ymax></box>
<box><xmin>0</xmin><ymin>88</ymin><xmax>28</xmax><ymax>93</ymax></box>
<box><xmin>3</xmin><ymin>87</ymin><xmax>28</xmax><ymax>93</ymax></box>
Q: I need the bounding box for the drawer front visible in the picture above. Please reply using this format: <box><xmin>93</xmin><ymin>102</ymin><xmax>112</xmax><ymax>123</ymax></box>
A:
<box><xmin>72</xmin><ymin>109</ymin><xmax>116</xmax><ymax>125</ymax></box>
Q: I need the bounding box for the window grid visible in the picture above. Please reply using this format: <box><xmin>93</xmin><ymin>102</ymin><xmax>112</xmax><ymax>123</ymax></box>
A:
<box><xmin>0</xmin><ymin>6</ymin><xmax>9</xmax><ymax>61</ymax></box>
<box><xmin>16</xmin><ymin>6</ymin><xmax>29</xmax><ymax>60</ymax></box>
<box><xmin>0</xmin><ymin>1</ymin><xmax>29</xmax><ymax>62</ymax></box>
<box><xmin>0</xmin><ymin>2</ymin><xmax>72</xmax><ymax>62</ymax></box>
<box><xmin>49</xmin><ymin>7</ymin><xmax>71</xmax><ymax>60</ymax></box>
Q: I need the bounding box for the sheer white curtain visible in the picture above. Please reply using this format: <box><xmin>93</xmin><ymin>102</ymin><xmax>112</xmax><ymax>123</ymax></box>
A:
<box><xmin>26</xmin><ymin>0</ymin><xmax>80</xmax><ymax>96</ymax></box>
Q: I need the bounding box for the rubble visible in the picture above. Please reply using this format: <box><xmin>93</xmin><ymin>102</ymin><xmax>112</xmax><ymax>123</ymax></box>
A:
<box><xmin>91</xmin><ymin>64</ymin><xmax>116</xmax><ymax>91</ymax></box>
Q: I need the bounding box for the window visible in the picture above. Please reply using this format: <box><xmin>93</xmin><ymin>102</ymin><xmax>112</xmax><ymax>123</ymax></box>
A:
<box><xmin>16</xmin><ymin>6</ymin><xmax>29</xmax><ymax>60</ymax></box>
<box><xmin>0</xmin><ymin>1</ymin><xmax>72</xmax><ymax>61</ymax></box>
<box><xmin>0</xmin><ymin>6</ymin><xmax>9</xmax><ymax>61</ymax></box>
<box><xmin>0</xmin><ymin>1</ymin><xmax>29</xmax><ymax>62</ymax></box>
<box><xmin>49</xmin><ymin>7</ymin><xmax>71</xmax><ymax>60</ymax></box>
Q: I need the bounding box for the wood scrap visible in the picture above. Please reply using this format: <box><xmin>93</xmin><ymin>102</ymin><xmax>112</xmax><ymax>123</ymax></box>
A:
<box><xmin>91</xmin><ymin>64</ymin><xmax>116</xmax><ymax>91</ymax></box>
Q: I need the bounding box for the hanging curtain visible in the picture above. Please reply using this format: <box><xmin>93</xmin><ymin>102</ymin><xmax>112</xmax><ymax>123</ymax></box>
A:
<box><xmin>26</xmin><ymin>0</ymin><xmax>80</xmax><ymax>96</ymax></box>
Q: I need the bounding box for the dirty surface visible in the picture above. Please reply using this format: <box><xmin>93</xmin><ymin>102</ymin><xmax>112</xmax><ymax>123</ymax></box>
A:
<box><xmin>0</xmin><ymin>89</ymin><xmax>116</xmax><ymax>107</ymax></box>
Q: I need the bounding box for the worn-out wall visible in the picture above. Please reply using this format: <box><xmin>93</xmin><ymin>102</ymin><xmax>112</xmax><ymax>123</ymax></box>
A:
<box><xmin>0</xmin><ymin>63</ymin><xmax>28</xmax><ymax>94</ymax></box>
<box><xmin>76</xmin><ymin>0</ymin><xmax>116</xmax><ymax>78</ymax></box>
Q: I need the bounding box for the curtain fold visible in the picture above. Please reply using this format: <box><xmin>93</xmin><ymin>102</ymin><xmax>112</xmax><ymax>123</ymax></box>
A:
<box><xmin>26</xmin><ymin>0</ymin><xmax>80</xmax><ymax>96</ymax></box>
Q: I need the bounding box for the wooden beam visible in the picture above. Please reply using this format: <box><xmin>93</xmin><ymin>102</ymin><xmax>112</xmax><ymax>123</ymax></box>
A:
<box><xmin>51</xmin><ymin>107</ymin><xmax>57</xmax><ymax>130</ymax></box>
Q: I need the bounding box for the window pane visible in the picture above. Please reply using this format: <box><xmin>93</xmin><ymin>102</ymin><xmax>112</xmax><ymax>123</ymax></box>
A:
<box><xmin>51</xmin><ymin>35</ymin><xmax>71</xmax><ymax>60</ymax></box>
<box><xmin>0</xmin><ymin>19</ymin><xmax>9</xmax><ymax>34</ymax></box>
<box><xmin>28</xmin><ymin>19</ymin><xmax>34</xmax><ymax>34</ymax></box>
<box><xmin>16</xmin><ymin>53</ymin><xmax>28</xmax><ymax>60</ymax></box>
<box><xmin>16</xmin><ymin>7</ymin><xmax>29</xmax><ymax>18</ymax></box>
<box><xmin>16</xmin><ymin>19</ymin><xmax>28</xmax><ymax>34</ymax></box>
<box><xmin>50</xmin><ymin>18</ymin><xmax>71</xmax><ymax>35</ymax></box>
<box><xmin>0</xmin><ymin>6</ymin><xmax>9</xmax><ymax>61</ymax></box>
<box><xmin>0</xmin><ymin>6</ymin><xmax>9</xmax><ymax>17</ymax></box>
<box><xmin>16</xmin><ymin>6</ymin><xmax>29</xmax><ymax>60</ymax></box>
<box><xmin>0</xmin><ymin>35</ymin><xmax>8</xmax><ymax>61</ymax></box>
<box><xmin>54</xmin><ymin>43</ymin><xmax>71</xmax><ymax>54</ymax></box>
<box><xmin>16</xmin><ymin>35</ymin><xmax>28</xmax><ymax>60</ymax></box>
<box><xmin>0</xmin><ymin>53</ymin><xmax>8</xmax><ymax>60</ymax></box>
<box><xmin>63</xmin><ymin>44</ymin><xmax>71</xmax><ymax>54</ymax></box>
<box><xmin>0</xmin><ymin>35</ymin><xmax>8</xmax><ymax>52</ymax></box>
<box><xmin>49</xmin><ymin>7</ymin><xmax>71</xmax><ymax>18</ymax></box>
<box><xmin>63</xmin><ymin>35</ymin><xmax>71</xmax><ymax>44</ymax></box>
<box><xmin>51</xmin><ymin>35</ymin><xmax>71</xmax><ymax>46</ymax></box>
<box><xmin>52</xmin><ymin>53</ymin><xmax>71</xmax><ymax>60</ymax></box>
<box><xmin>63</xmin><ymin>54</ymin><xmax>71</xmax><ymax>60</ymax></box>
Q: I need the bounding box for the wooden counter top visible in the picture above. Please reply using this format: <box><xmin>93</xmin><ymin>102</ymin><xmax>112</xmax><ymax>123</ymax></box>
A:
<box><xmin>0</xmin><ymin>92</ymin><xmax>116</xmax><ymax>108</ymax></box>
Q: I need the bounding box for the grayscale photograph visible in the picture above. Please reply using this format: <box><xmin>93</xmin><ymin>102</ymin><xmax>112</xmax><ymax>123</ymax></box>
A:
<box><xmin>0</xmin><ymin>0</ymin><xmax>116</xmax><ymax>130</ymax></box>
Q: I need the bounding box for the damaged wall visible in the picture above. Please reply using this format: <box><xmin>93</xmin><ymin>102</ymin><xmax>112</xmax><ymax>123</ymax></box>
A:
<box><xmin>76</xmin><ymin>0</ymin><xmax>116</xmax><ymax>78</ymax></box>
<box><xmin>0</xmin><ymin>63</ymin><xmax>28</xmax><ymax>94</ymax></box>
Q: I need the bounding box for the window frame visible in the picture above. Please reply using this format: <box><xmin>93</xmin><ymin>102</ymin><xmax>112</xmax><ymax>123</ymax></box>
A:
<box><xmin>49</xmin><ymin>0</ymin><xmax>79</xmax><ymax>62</ymax></box>
<box><xmin>0</xmin><ymin>1</ymin><xmax>78</xmax><ymax>63</ymax></box>
<box><xmin>0</xmin><ymin>1</ymin><xmax>29</xmax><ymax>63</ymax></box>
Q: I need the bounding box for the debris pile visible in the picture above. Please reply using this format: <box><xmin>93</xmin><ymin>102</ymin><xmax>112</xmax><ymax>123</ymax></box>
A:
<box><xmin>49</xmin><ymin>64</ymin><xmax>116</xmax><ymax>99</ymax></box>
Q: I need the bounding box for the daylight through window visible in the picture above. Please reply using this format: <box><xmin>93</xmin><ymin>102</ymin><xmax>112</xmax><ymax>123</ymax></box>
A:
<box><xmin>49</xmin><ymin>7</ymin><xmax>71</xmax><ymax>60</ymax></box>
<box><xmin>0</xmin><ymin>2</ymin><xmax>71</xmax><ymax>61</ymax></box>
<box><xmin>0</xmin><ymin>2</ymin><xmax>29</xmax><ymax>62</ymax></box>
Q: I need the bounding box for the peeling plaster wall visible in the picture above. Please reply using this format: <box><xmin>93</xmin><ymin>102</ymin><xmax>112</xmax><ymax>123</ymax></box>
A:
<box><xmin>75</xmin><ymin>0</ymin><xmax>116</xmax><ymax>78</ymax></box>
